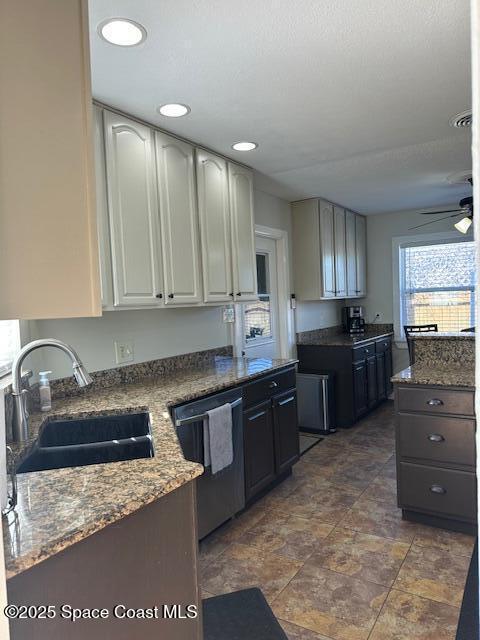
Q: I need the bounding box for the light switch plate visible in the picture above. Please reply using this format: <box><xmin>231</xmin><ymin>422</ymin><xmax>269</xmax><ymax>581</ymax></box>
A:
<box><xmin>114</xmin><ymin>340</ymin><xmax>134</xmax><ymax>364</ymax></box>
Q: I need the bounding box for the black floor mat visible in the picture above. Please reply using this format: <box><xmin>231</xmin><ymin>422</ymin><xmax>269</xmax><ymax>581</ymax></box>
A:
<box><xmin>299</xmin><ymin>432</ymin><xmax>323</xmax><ymax>455</ymax></box>
<box><xmin>203</xmin><ymin>588</ymin><xmax>288</xmax><ymax>640</ymax></box>
<box><xmin>456</xmin><ymin>540</ymin><xmax>478</xmax><ymax>640</ymax></box>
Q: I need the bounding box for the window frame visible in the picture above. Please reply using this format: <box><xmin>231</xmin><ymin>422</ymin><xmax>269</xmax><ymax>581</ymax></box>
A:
<box><xmin>0</xmin><ymin>319</ymin><xmax>24</xmax><ymax>379</ymax></box>
<box><xmin>392</xmin><ymin>230</ymin><xmax>474</xmax><ymax>345</ymax></box>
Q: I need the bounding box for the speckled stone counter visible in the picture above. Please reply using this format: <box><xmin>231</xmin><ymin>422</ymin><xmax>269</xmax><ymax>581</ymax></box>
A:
<box><xmin>2</xmin><ymin>356</ymin><xmax>296</xmax><ymax>579</ymax></box>
<box><xmin>392</xmin><ymin>364</ymin><xmax>475</xmax><ymax>389</ymax></box>
<box><xmin>296</xmin><ymin>329</ymin><xmax>393</xmax><ymax>347</ymax></box>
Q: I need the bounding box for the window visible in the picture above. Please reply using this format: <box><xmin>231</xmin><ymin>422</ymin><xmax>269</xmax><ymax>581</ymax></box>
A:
<box><xmin>244</xmin><ymin>253</ymin><xmax>273</xmax><ymax>343</ymax></box>
<box><xmin>399</xmin><ymin>240</ymin><xmax>475</xmax><ymax>334</ymax></box>
<box><xmin>0</xmin><ymin>320</ymin><xmax>21</xmax><ymax>377</ymax></box>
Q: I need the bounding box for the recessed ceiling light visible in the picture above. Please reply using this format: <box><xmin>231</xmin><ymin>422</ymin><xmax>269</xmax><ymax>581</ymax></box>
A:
<box><xmin>157</xmin><ymin>103</ymin><xmax>191</xmax><ymax>117</ymax></box>
<box><xmin>99</xmin><ymin>19</ymin><xmax>147</xmax><ymax>47</ymax></box>
<box><xmin>232</xmin><ymin>141</ymin><xmax>258</xmax><ymax>151</ymax></box>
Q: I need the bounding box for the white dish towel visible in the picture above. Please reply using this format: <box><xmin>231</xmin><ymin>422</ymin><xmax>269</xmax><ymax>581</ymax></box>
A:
<box><xmin>203</xmin><ymin>403</ymin><xmax>233</xmax><ymax>475</ymax></box>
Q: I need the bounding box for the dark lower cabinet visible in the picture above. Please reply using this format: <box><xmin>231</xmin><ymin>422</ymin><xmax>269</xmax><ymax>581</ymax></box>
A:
<box><xmin>376</xmin><ymin>352</ymin><xmax>387</xmax><ymax>402</ymax></box>
<box><xmin>297</xmin><ymin>335</ymin><xmax>393</xmax><ymax>427</ymax></box>
<box><xmin>243</xmin><ymin>365</ymin><xmax>299</xmax><ymax>502</ymax></box>
<box><xmin>353</xmin><ymin>361</ymin><xmax>368</xmax><ymax>418</ymax></box>
<box><xmin>273</xmin><ymin>390</ymin><xmax>300</xmax><ymax>475</ymax></box>
<box><xmin>244</xmin><ymin>400</ymin><xmax>276</xmax><ymax>501</ymax></box>
<box><xmin>367</xmin><ymin>355</ymin><xmax>377</xmax><ymax>409</ymax></box>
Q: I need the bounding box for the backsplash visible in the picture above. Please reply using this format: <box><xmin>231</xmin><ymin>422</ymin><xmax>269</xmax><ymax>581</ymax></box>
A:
<box><xmin>412</xmin><ymin>335</ymin><xmax>475</xmax><ymax>367</ymax></box>
<box><xmin>3</xmin><ymin>346</ymin><xmax>233</xmax><ymax>442</ymax></box>
<box><xmin>296</xmin><ymin>323</ymin><xmax>394</xmax><ymax>344</ymax></box>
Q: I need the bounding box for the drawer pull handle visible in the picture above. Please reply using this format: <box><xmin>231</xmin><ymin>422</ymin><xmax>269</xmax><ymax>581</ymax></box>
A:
<box><xmin>269</xmin><ymin>381</ymin><xmax>279</xmax><ymax>389</ymax></box>
<box><xmin>427</xmin><ymin>398</ymin><xmax>443</xmax><ymax>407</ymax></box>
<box><xmin>428</xmin><ymin>433</ymin><xmax>445</xmax><ymax>443</ymax></box>
<box><xmin>430</xmin><ymin>484</ymin><xmax>447</xmax><ymax>495</ymax></box>
<box><xmin>249</xmin><ymin>410</ymin><xmax>266</xmax><ymax>421</ymax></box>
<box><xmin>279</xmin><ymin>396</ymin><xmax>295</xmax><ymax>406</ymax></box>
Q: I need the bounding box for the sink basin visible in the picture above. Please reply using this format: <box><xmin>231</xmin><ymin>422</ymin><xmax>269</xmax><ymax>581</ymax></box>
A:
<box><xmin>17</xmin><ymin>412</ymin><xmax>154</xmax><ymax>474</ymax></box>
<box><xmin>39</xmin><ymin>412</ymin><xmax>151</xmax><ymax>447</ymax></box>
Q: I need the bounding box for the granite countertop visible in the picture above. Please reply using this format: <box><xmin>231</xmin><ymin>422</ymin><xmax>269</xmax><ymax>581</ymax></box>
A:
<box><xmin>2</xmin><ymin>356</ymin><xmax>297</xmax><ymax>579</ymax></box>
<box><xmin>392</xmin><ymin>364</ymin><xmax>475</xmax><ymax>389</ymax></box>
<box><xmin>297</xmin><ymin>330</ymin><xmax>394</xmax><ymax>347</ymax></box>
<box><xmin>411</xmin><ymin>332</ymin><xmax>475</xmax><ymax>340</ymax></box>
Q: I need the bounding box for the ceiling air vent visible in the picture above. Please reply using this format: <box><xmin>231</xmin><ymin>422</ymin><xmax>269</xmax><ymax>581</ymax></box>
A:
<box><xmin>450</xmin><ymin>110</ymin><xmax>472</xmax><ymax>128</ymax></box>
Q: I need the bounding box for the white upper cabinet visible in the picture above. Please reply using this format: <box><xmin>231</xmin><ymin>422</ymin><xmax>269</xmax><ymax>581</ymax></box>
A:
<box><xmin>333</xmin><ymin>206</ymin><xmax>347</xmax><ymax>297</ymax></box>
<box><xmin>155</xmin><ymin>132</ymin><xmax>202</xmax><ymax>305</ymax></box>
<box><xmin>319</xmin><ymin>201</ymin><xmax>336</xmax><ymax>298</ymax></box>
<box><xmin>355</xmin><ymin>214</ymin><xmax>367</xmax><ymax>296</ymax></box>
<box><xmin>292</xmin><ymin>199</ymin><xmax>367</xmax><ymax>301</ymax></box>
<box><xmin>103</xmin><ymin>111</ymin><xmax>163</xmax><ymax>307</ymax></box>
<box><xmin>345</xmin><ymin>209</ymin><xmax>357</xmax><ymax>297</ymax></box>
<box><xmin>196</xmin><ymin>150</ymin><xmax>233</xmax><ymax>303</ymax></box>
<box><xmin>228</xmin><ymin>162</ymin><xmax>257</xmax><ymax>301</ymax></box>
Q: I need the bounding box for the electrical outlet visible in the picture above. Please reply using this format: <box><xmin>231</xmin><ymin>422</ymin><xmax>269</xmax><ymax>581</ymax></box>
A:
<box><xmin>374</xmin><ymin>312</ymin><xmax>383</xmax><ymax>322</ymax></box>
<box><xmin>114</xmin><ymin>340</ymin><xmax>134</xmax><ymax>364</ymax></box>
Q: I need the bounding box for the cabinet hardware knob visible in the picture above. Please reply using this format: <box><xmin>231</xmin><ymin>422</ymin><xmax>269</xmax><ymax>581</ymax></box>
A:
<box><xmin>429</xmin><ymin>484</ymin><xmax>447</xmax><ymax>495</ymax></box>
<box><xmin>229</xmin><ymin>292</ymin><xmax>234</xmax><ymax>297</ymax></box>
<box><xmin>236</xmin><ymin>292</ymin><xmax>242</xmax><ymax>296</ymax></box>
<box><xmin>427</xmin><ymin>398</ymin><xmax>443</xmax><ymax>406</ymax></box>
<box><xmin>365</xmin><ymin>349</ymin><xmax>369</xmax><ymax>353</ymax></box>
<box><xmin>156</xmin><ymin>293</ymin><xmax>163</xmax><ymax>299</ymax></box>
<box><xmin>428</xmin><ymin>433</ymin><xmax>445</xmax><ymax>443</ymax></box>
<box><xmin>269</xmin><ymin>381</ymin><xmax>279</xmax><ymax>389</ymax></box>
<box><xmin>168</xmin><ymin>293</ymin><xmax>174</xmax><ymax>299</ymax></box>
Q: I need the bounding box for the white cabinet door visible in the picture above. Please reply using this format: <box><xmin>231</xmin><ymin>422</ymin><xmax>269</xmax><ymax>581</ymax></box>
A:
<box><xmin>103</xmin><ymin>111</ymin><xmax>163</xmax><ymax>307</ymax></box>
<box><xmin>333</xmin><ymin>206</ymin><xmax>347</xmax><ymax>297</ymax></box>
<box><xmin>228</xmin><ymin>162</ymin><xmax>257</xmax><ymax>301</ymax></box>
<box><xmin>155</xmin><ymin>132</ymin><xmax>202</xmax><ymax>305</ymax></box>
<box><xmin>196</xmin><ymin>149</ymin><xmax>233</xmax><ymax>303</ymax></box>
<box><xmin>319</xmin><ymin>201</ymin><xmax>336</xmax><ymax>298</ymax></box>
<box><xmin>355</xmin><ymin>214</ymin><xmax>367</xmax><ymax>296</ymax></box>
<box><xmin>345</xmin><ymin>209</ymin><xmax>357</xmax><ymax>297</ymax></box>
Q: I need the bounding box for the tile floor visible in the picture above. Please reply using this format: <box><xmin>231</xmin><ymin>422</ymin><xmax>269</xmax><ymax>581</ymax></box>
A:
<box><xmin>199</xmin><ymin>401</ymin><xmax>475</xmax><ymax>639</ymax></box>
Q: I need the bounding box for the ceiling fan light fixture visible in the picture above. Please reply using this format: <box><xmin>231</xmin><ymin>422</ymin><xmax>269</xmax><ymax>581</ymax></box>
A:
<box><xmin>454</xmin><ymin>216</ymin><xmax>473</xmax><ymax>234</ymax></box>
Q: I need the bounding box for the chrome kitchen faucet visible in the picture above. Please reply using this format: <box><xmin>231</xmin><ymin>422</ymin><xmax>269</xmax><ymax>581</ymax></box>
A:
<box><xmin>11</xmin><ymin>339</ymin><xmax>92</xmax><ymax>443</ymax></box>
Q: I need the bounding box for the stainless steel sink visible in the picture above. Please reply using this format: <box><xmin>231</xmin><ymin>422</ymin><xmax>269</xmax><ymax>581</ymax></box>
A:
<box><xmin>17</xmin><ymin>412</ymin><xmax>154</xmax><ymax>474</ymax></box>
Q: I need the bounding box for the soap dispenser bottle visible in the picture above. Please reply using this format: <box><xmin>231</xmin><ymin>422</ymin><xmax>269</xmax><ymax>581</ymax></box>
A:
<box><xmin>39</xmin><ymin>370</ymin><xmax>53</xmax><ymax>412</ymax></box>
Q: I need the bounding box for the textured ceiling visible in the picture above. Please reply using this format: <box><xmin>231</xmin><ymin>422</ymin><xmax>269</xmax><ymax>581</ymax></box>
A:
<box><xmin>88</xmin><ymin>0</ymin><xmax>472</xmax><ymax>214</ymax></box>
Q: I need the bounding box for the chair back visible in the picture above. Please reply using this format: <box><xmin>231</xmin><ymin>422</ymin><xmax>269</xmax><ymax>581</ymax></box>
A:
<box><xmin>403</xmin><ymin>324</ymin><xmax>438</xmax><ymax>365</ymax></box>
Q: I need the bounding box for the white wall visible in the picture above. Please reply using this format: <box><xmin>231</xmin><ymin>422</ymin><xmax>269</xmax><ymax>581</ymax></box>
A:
<box><xmin>253</xmin><ymin>188</ymin><xmax>343</xmax><ymax>334</ymax></box>
<box><xmin>362</xmin><ymin>204</ymin><xmax>471</xmax><ymax>371</ymax></box>
<box><xmin>34</xmin><ymin>306</ymin><xmax>229</xmax><ymax>380</ymax></box>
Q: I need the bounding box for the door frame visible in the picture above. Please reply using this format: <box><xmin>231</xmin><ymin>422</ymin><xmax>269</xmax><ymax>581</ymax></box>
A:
<box><xmin>233</xmin><ymin>224</ymin><xmax>295</xmax><ymax>359</ymax></box>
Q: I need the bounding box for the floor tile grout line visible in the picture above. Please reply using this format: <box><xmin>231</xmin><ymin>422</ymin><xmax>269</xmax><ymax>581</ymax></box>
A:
<box><xmin>390</xmin><ymin>584</ymin><xmax>463</xmax><ymax>609</ymax></box>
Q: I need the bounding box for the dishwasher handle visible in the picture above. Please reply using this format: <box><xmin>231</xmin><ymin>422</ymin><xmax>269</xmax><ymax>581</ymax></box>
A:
<box><xmin>175</xmin><ymin>397</ymin><xmax>242</xmax><ymax>427</ymax></box>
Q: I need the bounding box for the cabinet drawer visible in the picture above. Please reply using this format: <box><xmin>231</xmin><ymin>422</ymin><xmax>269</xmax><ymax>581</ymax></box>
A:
<box><xmin>397</xmin><ymin>386</ymin><xmax>474</xmax><ymax>416</ymax></box>
<box><xmin>399</xmin><ymin>462</ymin><xmax>476</xmax><ymax>521</ymax></box>
<box><xmin>352</xmin><ymin>342</ymin><xmax>375</xmax><ymax>362</ymax></box>
<box><xmin>243</xmin><ymin>367</ymin><xmax>296</xmax><ymax>408</ymax></box>
<box><xmin>397</xmin><ymin>413</ymin><xmax>476</xmax><ymax>467</ymax></box>
<box><xmin>375</xmin><ymin>337</ymin><xmax>392</xmax><ymax>353</ymax></box>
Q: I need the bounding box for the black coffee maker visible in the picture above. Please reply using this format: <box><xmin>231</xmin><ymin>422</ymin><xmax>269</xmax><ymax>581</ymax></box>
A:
<box><xmin>342</xmin><ymin>306</ymin><xmax>366</xmax><ymax>335</ymax></box>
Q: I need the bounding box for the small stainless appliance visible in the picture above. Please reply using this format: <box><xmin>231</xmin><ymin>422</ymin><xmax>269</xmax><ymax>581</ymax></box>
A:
<box><xmin>342</xmin><ymin>306</ymin><xmax>366</xmax><ymax>335</ymax></box>
<box><xmin>172</xmin><ymin>389</ymin><xmax>245</xmax><ymax>540</ymax></box>
<box><xmin>296</xmin><ymin>371</ymin><xmax>336</xmax><ymax>435</ymax></box>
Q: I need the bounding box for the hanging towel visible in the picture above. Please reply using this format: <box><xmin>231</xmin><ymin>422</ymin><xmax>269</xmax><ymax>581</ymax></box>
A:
<box><xmin>203</xmin><ymin>403</ymin><xmax>233</xmax><ymax>475</ymax></box>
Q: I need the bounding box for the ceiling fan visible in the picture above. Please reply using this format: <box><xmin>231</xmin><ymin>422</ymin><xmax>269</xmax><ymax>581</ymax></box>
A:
<box><xmin>409</xmin><ymin>178</ymin><xmax>473</xmax><ymax>233</ymax></box>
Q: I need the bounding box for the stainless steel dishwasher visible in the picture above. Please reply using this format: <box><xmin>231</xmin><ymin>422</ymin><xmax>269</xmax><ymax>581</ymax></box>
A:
<box><xmin>172</xmin><ymin>388</ymin><xmax>245</xmax><ymax>540</ymax></box>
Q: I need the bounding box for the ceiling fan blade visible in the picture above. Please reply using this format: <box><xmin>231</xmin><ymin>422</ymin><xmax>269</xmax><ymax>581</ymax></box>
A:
<box><xmin>419</xmin><ymin>209</ymin><xmax>462</xmax><ymax>215</ymax></box>
<box><xmin>408</xmin><ymin>213</ymin><xmax>464</xmax><ymax>231</ymax></box>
